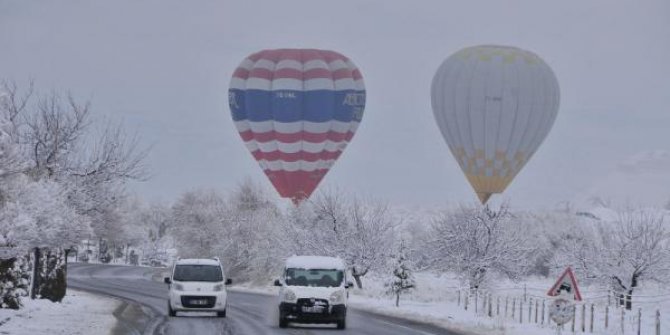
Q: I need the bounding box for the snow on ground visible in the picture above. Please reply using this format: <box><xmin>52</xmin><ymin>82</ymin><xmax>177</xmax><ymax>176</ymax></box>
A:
<box><xmin>231</xmin><ymin>272</ymin><xmax>670</xmax><ymax>335</ymax></box>
<box><xmin>0</xmin><ymin>290</ymin><xmax>120</xmax><ymax>335</ymax></box>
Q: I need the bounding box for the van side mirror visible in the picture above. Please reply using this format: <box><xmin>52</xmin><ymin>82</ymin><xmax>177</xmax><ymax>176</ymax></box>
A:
<box><xmin>345</xmin><ymin>281</ymin><xmax>354</xmax><ymax>289</ymax></box>
<box><xmin>164</xmin><ymin>277</ymin><xmax>172</xmax><ymax>284</ymax></box>
<box><xmin>274</xmin><ymin>279</ymin><xmax>282</xmax><ymax>287</ymax></box>
<box><xmin>225</xmin><ymin>278</ymin><xmax>232</xmax><ymax>285</ymax></box>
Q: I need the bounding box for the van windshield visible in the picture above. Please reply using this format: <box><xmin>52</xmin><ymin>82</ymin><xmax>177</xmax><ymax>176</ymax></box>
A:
<box><xmin>173</xmin><ymin>265</ymin><xmax>223</xmax><ymax>282</ymax></box>
<box><xmin>285</xmin><ymin>268</ymin><xmax>344</xmax><ymax>287</ymax></box>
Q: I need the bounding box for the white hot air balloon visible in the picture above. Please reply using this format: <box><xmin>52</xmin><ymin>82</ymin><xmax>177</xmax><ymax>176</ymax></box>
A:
<box><xmin>431</xmin><ymin>45</ymin><xmax>560</xmax><ymax>204</ymax></box>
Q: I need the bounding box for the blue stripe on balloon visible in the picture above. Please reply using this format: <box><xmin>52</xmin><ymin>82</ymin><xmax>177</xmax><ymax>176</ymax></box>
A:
<box><xmin>229</xmin><ymin>89</ymin><xmax>365</xmax><ymax>123</ymax></box>
<box><xmin>229</xmin><ymin>89</ymin><xmax>247</xmax><ymax>121</ymax></box>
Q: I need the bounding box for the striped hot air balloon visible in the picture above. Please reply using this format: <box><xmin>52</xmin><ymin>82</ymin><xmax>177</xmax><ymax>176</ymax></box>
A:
<box><xmin>228</xmin><ymin>49</ymin><xmax>366</xmax><ymax>204</ymax></box>
<box><xmin>431</xmin><ymin>45</ymin><xmax>560</xmax><ymax>204</ymax></box>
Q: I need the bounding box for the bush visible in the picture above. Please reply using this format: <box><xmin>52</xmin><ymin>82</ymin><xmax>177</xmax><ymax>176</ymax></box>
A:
<box><xmin>100</xmin><ymin>253</ymin><xmax>112</xmax><ymax>264</ymax></box>
<box><xmin>38</xmin><ymin>251</ymin><xmax>66</xmax><ymax>303</ymax></box>
<box><xmin>0</xmin><ymin>256</ymin><xmax>30</xmax><ymax>309</ymax></box>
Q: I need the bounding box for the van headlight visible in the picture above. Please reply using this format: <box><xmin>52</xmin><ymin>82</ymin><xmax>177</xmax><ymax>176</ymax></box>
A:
<box><xmin>213</xmin><ymin>284</ymin><xmax>224</xmax><ymax>292</ymax></box>
<box><xmin>283</xmin><ymin>289</ymin><xmax>297</xmax><ymax>302</ymax></box>
<box><xmin>329</xmin><ymin>290</ymin><xmax>345</xmax><ymax>304</ymax></box>
<box><xmin>174</xmin><ymin>283</ymin><xmax>184</xmax><ymax>291</ymax></box>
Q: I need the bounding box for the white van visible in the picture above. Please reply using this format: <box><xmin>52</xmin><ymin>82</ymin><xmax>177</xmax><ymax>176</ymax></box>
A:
<box><xmin>164</xmin><ymin>258</ymin><xmax>232</xmax><ymax>317</ymax></box>
<box><xmin>274</xmin><ymin>256</ymin><xmax>353</xmax><ymax>329</ymax></box>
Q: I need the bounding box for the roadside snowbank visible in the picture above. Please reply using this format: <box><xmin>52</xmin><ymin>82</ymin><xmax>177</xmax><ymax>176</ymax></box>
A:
<box><xmin>0</xmin><ymin>289</ymin><xmax>120</xmax><ymax>335</ymax></box>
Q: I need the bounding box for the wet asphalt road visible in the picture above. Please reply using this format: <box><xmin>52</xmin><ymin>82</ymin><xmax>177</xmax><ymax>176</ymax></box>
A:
<box><xmin>68</xmin><ymin>263</ymin><xmax>466</xmax><ymax>335</ymax></box>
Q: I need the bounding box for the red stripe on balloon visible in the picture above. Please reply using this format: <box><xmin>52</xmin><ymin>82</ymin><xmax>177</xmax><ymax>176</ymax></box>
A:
<box><xmin>246</xmin><ymin>49</ymin><xmax>350</xmax><ymax>65</ymax></box>
<box><xmin>352</xmin><ymin>69</ymin><xmax>363</xmax><ymax>80</ymax></box>
<box><xmin>245</xmin><ymin>68</ymin><xmax>353</xmax><ymax>82</ymax></box>
<box><xmin>303</xmin><ymin>68</ymin><xmax>333</xmax><ymax>80</ymax></box>
<box><xmin>251</xmin><ymin>150</ymin><xmax>343</xmax><ymax>162</ymax></box>
<box><xmin>233</xmin><ymin>68</ymin><xmax>250</xmax><ymax>80</ymax></box>
<box><xmin>239</xmin><ymin>130</ymin><xmax>355</xmax><ymax>143</ymax></box>
<box><xmin>263</xmin><ymin>169</ymin><xmax>330</xmax><ymax>202</ymax></box>
<box><xmin>332</xmin><ymin>69</ymin><xmax>354</xmax><ymax>81</ymax></box>
<box><xmin>273</xmin><ymin>68</ymin><xmax>302</xmax><ymax>80</ymax></box>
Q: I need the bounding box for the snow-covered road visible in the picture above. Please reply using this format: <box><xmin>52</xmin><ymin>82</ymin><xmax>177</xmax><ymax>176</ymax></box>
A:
<box><xmin>68</xmin><ymin>263</ymin><xmax>467</xmax><ymax>335</ymax></box>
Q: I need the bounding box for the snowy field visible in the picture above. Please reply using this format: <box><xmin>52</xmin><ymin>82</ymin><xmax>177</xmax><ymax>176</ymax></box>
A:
<box><xmin>0</xmin><ymin>290</ymin><xmax>119</xmax><ymax>335</ymax></box>
<box><xmin>232</xmin><ymin>271</ymin><xmax>670</xmax><ymax>335</ymax></box>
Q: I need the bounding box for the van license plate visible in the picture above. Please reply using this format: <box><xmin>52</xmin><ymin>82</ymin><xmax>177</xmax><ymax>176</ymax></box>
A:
<box><xmin>302</xmin><ymin>306</ymin><xmax>323</xmax><ymax>313</ymax></box>
<box><xmin>191</xmin><ymin>299</ymin><xmax>208</xmax><ymax>305</ymax></box>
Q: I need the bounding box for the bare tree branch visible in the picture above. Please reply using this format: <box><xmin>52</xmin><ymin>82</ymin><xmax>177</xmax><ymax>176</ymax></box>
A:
<box><xmin>71</xmin><ymin>121</ymin><xmax>150</xmax><ymax>182</ymax></box>
<box><xmin>1</xmin><ymin>80</ymin><xmax>34</xmax><ymax>122</ymax></box>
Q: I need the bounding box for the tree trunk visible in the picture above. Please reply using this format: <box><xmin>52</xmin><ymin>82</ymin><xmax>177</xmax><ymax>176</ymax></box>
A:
<box><xmin>39</xmin><ymin>249</ymin><xmax>67</xmax><ymax>302</ymax></box>
<box><xmin>625</xmin><ymin>273</ymin><xmax>640</xmax><ymax>310</ymax></box>
<box><xmin>353</xmin><ymin>274</ymin><xmax>363</xmax><ymax>289</ymax></box>
<box><xmin>352</xmin><ymin>266</ymin><xmax>367</xmax><ymax>289</ymax></box>
<box><xmin>395</xmin><ymin>292</ymin><xmax>400</xmax><ymax>307</ymax></box>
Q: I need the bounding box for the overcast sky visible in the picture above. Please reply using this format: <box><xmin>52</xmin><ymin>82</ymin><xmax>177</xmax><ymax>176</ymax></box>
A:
<box><xmin>1</xmin><ymin>0</ymin><xmax>669</xmax><ymax>209</ymax></box>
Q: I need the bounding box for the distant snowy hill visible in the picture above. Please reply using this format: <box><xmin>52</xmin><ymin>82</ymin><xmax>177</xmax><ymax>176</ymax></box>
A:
<box><xmin>574</xmin><ymin>150</ymin><xmax>670</xmax><ymax>209</ymax></box>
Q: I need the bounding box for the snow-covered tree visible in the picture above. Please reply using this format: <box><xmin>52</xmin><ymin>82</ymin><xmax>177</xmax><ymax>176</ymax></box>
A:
<box><xmin>516</xmin><ymin>210</ymin><xmax>574</xmax><ymax>277</ymax></box>
<box><xmin>0</xmin><ymin>92</ymin><xmax>24</xmax><ymax>182</ymax></box>
<box><xmin>0</xmin><ymin>82</ymin><xmax>148</xmax><ymax>304</ymax></box>
<box><xmin>0</xmin><ymin>175</ymin><xmax>90</xmax><ymax>253</ymax></box>
<box><xmin>386</xmin><ymin>240</ymin><xmax>415</xmax><ymax>307</ymax></box>
<box><xmin>0</xmin><ymin>174</ymin><xmax>90</xmax><ymax>302</ymax></box>
<box><xmin>170</xmin><ymin>189</ymin><xmax>228</xmax><ymax>258</ymax></box>
<box><xmin>554</xmin><ymin>209</ymin><xmax>670</xmax><ymax>309</ymax></box>
<box><xmin>283</xmin><ymin>190</ymin><xmax>396</xmax><ymax>288</ymax></box>
<box><xmin>221</xmin><ymin>180</ymin><xmax>284</xmax><ymax>282</ymax></box>
<box><xmin>168</xmin><ymin>181</ymin><xmax>285</xmax><ymax>282</ymax></box>
<box><xmin>429</xmin><ymin>203</ymin><xmax>531</xmax><ymax>290</ymax></box>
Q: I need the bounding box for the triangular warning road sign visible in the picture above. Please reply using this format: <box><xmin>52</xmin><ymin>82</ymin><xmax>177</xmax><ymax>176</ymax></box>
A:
<box><xmin>547</xmin><ymin>267</ymin><xmax>582</xmax><ymax>301</ymax></box>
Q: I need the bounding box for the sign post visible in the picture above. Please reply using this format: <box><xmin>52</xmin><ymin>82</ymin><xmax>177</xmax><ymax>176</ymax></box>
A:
<box><xmin>548</xmin><ymin>267</ymin><xmax>582</xmax><ymax>334</ymax></box>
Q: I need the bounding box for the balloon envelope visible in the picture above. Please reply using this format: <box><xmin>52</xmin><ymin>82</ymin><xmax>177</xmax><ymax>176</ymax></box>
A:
<box><xmin>229</xmin><ymin>49</ymin><xmax>366</xmax><ymax>204</ymax></box>
<box><xmin>431</xmin><ymin>45</ymin><xmax>560</xmax><ymax>203</ymax></box>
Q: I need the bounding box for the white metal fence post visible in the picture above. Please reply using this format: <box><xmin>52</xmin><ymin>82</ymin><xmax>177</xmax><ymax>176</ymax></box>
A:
<box><xmin>524</xmin><ymin>284</ymin><xmax>527</xmax><ymax>302</ymax></box>
<box><xmin>505</xmin><ymin>297</ymin><xmax>509</xmax><ymax>318</ymax></box>
<box><xmin>488</xmin><ymin>294</ymin><xmax>493</xmax><ymax>317</ymax></box>
<box><xmin>608</xmin><ymin>289</ymin><xmax>611</xmax><ymax>306</ymax></box>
